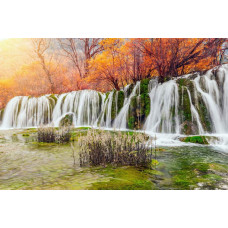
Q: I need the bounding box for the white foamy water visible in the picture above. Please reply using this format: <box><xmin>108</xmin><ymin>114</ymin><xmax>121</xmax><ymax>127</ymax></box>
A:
<box><xmin>1</xmin><ymin>65</ymin><xmax>228</xmax><ymax>152</ymax></box>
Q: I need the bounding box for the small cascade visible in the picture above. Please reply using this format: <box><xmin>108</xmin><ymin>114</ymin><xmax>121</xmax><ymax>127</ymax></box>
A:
<box><xmin>52</xmin><ymin>90</ymin><xmax>103</xmax><ymax>127</ymax></box>
<box><xmin>194</xmin><ymin>71</ymin><xmax>226</xmax><ymax>133</ymax></box>
<box><xmin>113</xmin><ymin>81</ymin><xmax>141</xmax><ymax>129</ymax></box>
<box><xmin>115</xmin><ymin>90</ymin><xmax>118</xmax><ymax>118</ymax></box>
<box><xmin>144</xmin><ymin>80</ymin><xmax>180</xmax><ymax>133</ymax></box>
<box><xmin>1</xmin><ymin>95</ymin><xmax>54</xmax><ymax>129</ymax></box>
<box><xmin>99</xmin><ymin>91</ymin><xmax>114</xmax><ymax>128</ymax></box>
<box><xmin>185</xmin><ymin>87</ymin><xmax>204</xmax><ymax>134</ymax></box>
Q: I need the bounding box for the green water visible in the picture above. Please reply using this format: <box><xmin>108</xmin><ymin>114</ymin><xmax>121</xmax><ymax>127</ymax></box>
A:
<box><xmin>0</xmin><ymin>129</ymin><xmax>228</xmax><ymax>190</ymax></box>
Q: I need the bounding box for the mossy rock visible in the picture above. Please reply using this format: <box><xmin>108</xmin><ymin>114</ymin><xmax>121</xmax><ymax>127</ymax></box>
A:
<box><xmin>180</xmin><ymin>121</ymin><xmax>199</xmax><ymax>135</ymax></box>
<box><xmin>127</xmin><ymin>95</ymin><xmax>139</xmax><ymax>129</ymax></box>
<box><xmin>178</xmin><ymin>86</ymin><xmax>191</xmax><ymax>122</ymax></box>
<box><xmin>128</xmin><ymin>116</ymin><xmax>135</xmax><ymax>130</ymax></box>
<box><xmin>126</xmin><ymin>79</ymin><xmax>151</xmax><ymax>130</ymax></box>
<box><xmin>59</xmin><ymin>114</ymin><xmax>74</xmax><ymax>127</ymax></box>
<box><xmin>49</xmin><ymin>94</ymin><xmax>58</xmax><ymax>103</ymax></box>
<box><xmin>180</xmin><ymin>136</ymin><xmax>209</xmax><ymax>144</ymax></box>
<box><xmin>140</xmin><ymin>93</ymin><xmax>150</xmax><ymax>117</ymax></box>
<box><xmin>177</xmin><ymin>77</ymin><xmax>196</xmax><ymax>88</ymax></box>
<box><xmin>126</xmin><ymin>84</ymin><xmax>134</xmax><ymax>97</ymax></box>
<box><xmin>117</xmin><ymin>91</ymin><xmax>124</xmax><ymax>113</ymax></box>
<box><xmin>140</xmin><ymin>79</ymin><xmax>150</xmax><ymax>94</ymax></box>
<box><xmin>0</xmin><ymin>109</ymin><xmax>4</xmax><ymax>123</ymax></box>
<box><xmin>111</xmin><ymin>90</ymin><xmax>117</xmax><ymax>121</ymax></box>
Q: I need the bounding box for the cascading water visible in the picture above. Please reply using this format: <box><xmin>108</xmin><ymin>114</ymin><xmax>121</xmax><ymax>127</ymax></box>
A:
<box><xmin>1</xmin><ymin>64</ymin><xmax>228</xmax><ymax>151</ymax></box>
<box><xmin>113</xmin><ymin>81</ymin><xmax>141</xmax><ymax>129</ymax></box>
<box><xmin>144</xmin><ymin>79</ymin><xmax>180</xmax><ymax>133</ymax></box>
<box><xmin>52</xmin><ymin>90</ymin><xmax>104</xmax><ymax>127</ymax></box>
<box><xmin>185</xmin><ymin>87</ymin><xmax>204</xmax><ymax>134</ymax></box>
<box><xmin>1</xmin><ymin>95</ymin><xmax>54</xmax><ymax>129</ymax></box>
<box><xmin>194</xmin><ymin>72</ymin><xmax>226</xmax><ymax>133</ymax></box>
<box><xmin>99</xmin><ymin>91</ymin><xmax>114</xmax><ymax>128</ymax></box>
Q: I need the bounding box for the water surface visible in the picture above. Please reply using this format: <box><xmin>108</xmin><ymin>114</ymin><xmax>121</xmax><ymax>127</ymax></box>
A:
<box><xmin>0</xmin><ymin>129</ymin><xmax>228</xmax><ymax>190</ymax></box>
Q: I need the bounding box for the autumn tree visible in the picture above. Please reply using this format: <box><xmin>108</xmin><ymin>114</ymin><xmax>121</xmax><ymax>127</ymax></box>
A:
<box><xmin>88</xmin><ymin>38</ymin><xmax>126</xmax><ymax>91</ymax></box>
<box><xmin>12</xmin><ymin>60</ymin><xmax>70</xmax><ymax>96</ymax></box>
<box><xmin>0</xmin><ymin>78</ymin><xmax>15</xmax><ymax>109</ymax></box>
<box><xmin>1</xmin><ymin>38</ymin><xmax>227</xmax><ymax>108</ymax></box>
<box><xmin>57</xmin><ymin>38</ymin><xmax>103</xmax><ymax>79</ymax></box>
<box><xmin>87</xmin><ymin>38</ymin><xmax>152</xmax><ymax>91</ymax></box>
<box><xmin>123</xmin><ymin>39</ymin><xmax>149</xmax><ymax>83</ymax></box>
<box><xmin>133</xmin><ymin>38</ymin><xmax>227</xmax><ymax>81</ymax></box>
<box><xmin>31</xmin><ymin>38</ymin><xmax>57</xmax><ymax>93</ymax></box>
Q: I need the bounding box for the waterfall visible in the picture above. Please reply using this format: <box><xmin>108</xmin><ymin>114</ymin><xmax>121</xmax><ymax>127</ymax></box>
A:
<box><xmin>113</xmin><ymin>81</ymin><xmax>141</xmax><ymax>129</ymax></box>
<box><xmin>1</xmin><ymin>64</ymin><xmax>228</xmax><ymax>138</ymax></box>
<box><xmin>52</xmin><ymin>90</ymin><xmax>104</xmax><ymax>127</ymax></box>
<box><xmin>185</xmin><ymin>87</ymin><xmax>204</xmax><ymax>134</ymax></box>
<box><xmin>99</xmin><ymin>91</ymin><xmax>114</xmax><ymax>128</ymax></box>
<box><xmin>1</xmin><ymin>95</ymin><xmax>54</xmax><ymax>129</ymax></box>
<box><xmin>144</xmin><ymin>80</ymin><xmax>180</xmax><ymax>133</ymax></box>
<box><xmin>194</xmin><ymin>73</ymin><xmax>225</xmax><ymax>133</ymax></box>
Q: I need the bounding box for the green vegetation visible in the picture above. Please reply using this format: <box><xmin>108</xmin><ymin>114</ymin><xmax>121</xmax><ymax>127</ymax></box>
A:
<box><xmin>177</xmin><ymin>77</ymin><xmax>213</xmax><ymax>134</ymax></box>
<box><xmin>140</xmin><ymin>79</ymin><xmax>151</xmax><ymax>118</ymax></box>
<box><xmin>89</xmin><ymin>166</ymin><xmax>156</xmax><ymax>190</ymax></box>
<box><xmin>111</xmin><ymin>90</ymin><xmax>117</xmax><ymax>121</ymax></box>
<box><xmin>180</xmin><ymin>136</ymin><xmax>209</xmax><ymax>144</ymax></box>
<box><xmin>49</xmin><ymin>94</ymin><xmax>58</xmax><ymax>103</ymax></box>
<box><xmin>127</xmin><ymin>116</ymin><xmax>135</xmax><ymax>130</ymax></box>
<box><xmin>75</xmin><ymin>127</ymin><xmax>91</xmax><ymax>130</ymax></box>
<box><xmin>177</xmin><ymin>80</ymin><xmax>192</xmax><ymax>134</ymax></box>
<box><xmin>59</xmin><ymin>114</ymin><xmax>73</xmax><ymax>127</ymax></box>
<box><xmin>117</xmin><ymin>90</ymin><xmax>124</xmax><ymax>113</ymax></box>
<box><xmin>128</xmin><ymin>96</ymin><xmax>138</xmax><ymax>129</ymax></box>
<box><xmin>127</xmin><ymin>79</ymin><xmax>151</xmax><ymax>130</ymax></box>
<box><xmin>1</xmin><ymin>129</ymin><xmax>228</xmax><ymax>190</ymax></box>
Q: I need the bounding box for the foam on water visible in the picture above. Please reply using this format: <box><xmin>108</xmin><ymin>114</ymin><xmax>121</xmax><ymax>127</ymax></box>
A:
<box><xmin>1</xmin><ymin>65</ymin><xmax>228</xmax><ymax>152</ymax></box>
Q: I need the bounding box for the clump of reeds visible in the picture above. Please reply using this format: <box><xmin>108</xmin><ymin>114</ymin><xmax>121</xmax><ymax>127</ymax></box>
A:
<box><xmin>78</xmin><ymin>129</ymin><xmax>153</xmax><ymax>168</ymax></box>
<box><xmin>37</xmin><ymin>125</ymin><xmax>71</xmax><ymax>143</ymax></box>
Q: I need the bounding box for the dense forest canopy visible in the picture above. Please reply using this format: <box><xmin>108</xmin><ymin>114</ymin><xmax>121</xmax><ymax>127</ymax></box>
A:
<box><xmin>0</xmin><ymin>38</ymin><xmax>227</xmax><ymax>109</ymax></box>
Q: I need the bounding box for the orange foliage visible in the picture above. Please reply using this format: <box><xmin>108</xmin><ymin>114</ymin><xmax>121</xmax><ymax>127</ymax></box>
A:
<box><xmin>0</xmin><ymin>38</ymin><xmax>226</xmax><ymax>108</ymax></box>
<box><xmin>133</xmin><ymin>38</ymin><xmax>225</xmax><ymax>79</ymax></box>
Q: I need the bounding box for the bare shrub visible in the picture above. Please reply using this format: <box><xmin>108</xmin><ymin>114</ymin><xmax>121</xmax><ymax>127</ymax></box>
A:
<box><xmin>78</xmin><ymin>129</ymin><xmax>153</xmax><ymax>168</ymax></box>
<box><xmin>37</xmin><ymin>125</ymin><xmax>71</xmax><ymax>143</ymax></box>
